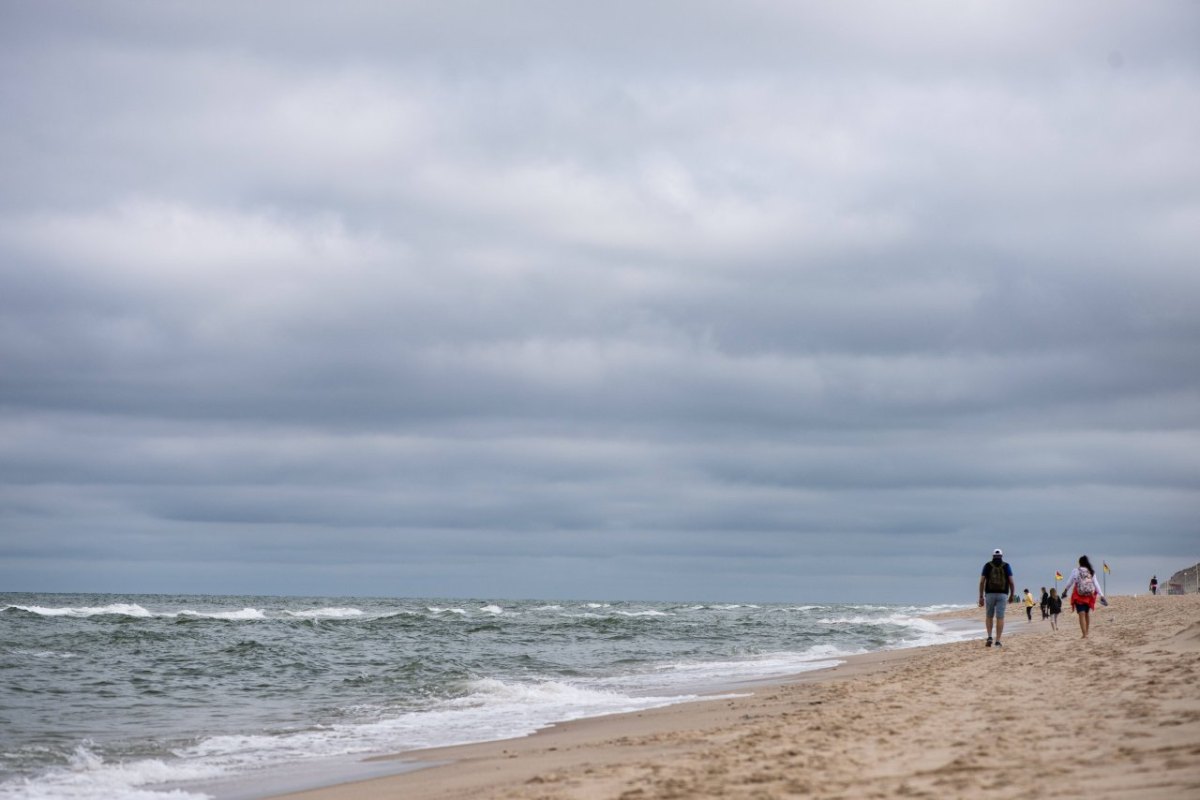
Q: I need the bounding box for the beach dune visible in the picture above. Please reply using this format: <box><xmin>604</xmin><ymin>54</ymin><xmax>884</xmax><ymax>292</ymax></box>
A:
<box><xmin>273</xmin><ymin>594</ymin><xmax>1200</xmax><ymax>800</ymax></box>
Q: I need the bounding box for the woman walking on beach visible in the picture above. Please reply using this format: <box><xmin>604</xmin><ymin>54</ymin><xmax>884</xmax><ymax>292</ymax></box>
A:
<box><xmin>1061</xmin><ymin>556</ymin><xmax>1105</xmax><ymax>638</ymax></box>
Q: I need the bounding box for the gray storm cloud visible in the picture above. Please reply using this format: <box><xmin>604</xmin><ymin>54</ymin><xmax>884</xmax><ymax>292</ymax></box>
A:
<box><xmin>1</xmin><ymin>2</ymin><xmax>1197</xmax><ymax>601</ymax></box>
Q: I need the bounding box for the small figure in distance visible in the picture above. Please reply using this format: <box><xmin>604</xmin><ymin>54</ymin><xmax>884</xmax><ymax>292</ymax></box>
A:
<box><xmin>1150</xmin><ymin>575</ymin><xmax>1158</xmax><ymax>595</ymax></box>
<box><xmin>1047</xmin><ymin>588</ymin><xmax>1062</xmax><ymax>630</ymax></box>
<box><xmin>979</xmin><ymin>548</ymin><xmax>1015</xmax><ymax>648</ymax></box>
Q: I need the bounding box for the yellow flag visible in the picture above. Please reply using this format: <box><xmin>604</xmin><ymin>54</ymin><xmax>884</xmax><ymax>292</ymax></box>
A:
<box><xmin>1055</xmin><ymin>571</ymin><xmax>1063</xmax><ymax>580</ymax></box>
<box><xmin>1103</xmin><ymin>562</ymin><xmax>1110</xmax><ymax>574</ymax></box>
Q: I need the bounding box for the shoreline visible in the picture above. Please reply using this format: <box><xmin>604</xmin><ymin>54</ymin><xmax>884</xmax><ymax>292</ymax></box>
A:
<box><xmin>198</xmin><ymin>633</ymin><xmax>960</xmax><ymax>800</ymax></box>
<box><xmin>254</xmin><ymin>647</ymin><xmax>942</xmax><ymax>800</ymax></box>
<box><xmin>260</xmin><ymin>594</ymin><xmax>1200</xmax><ymax>800</ymax></box>
<box><xmin>247</xmin><ymin>604</ymin><xmax>989</xmax><ymax>799</ymax></box>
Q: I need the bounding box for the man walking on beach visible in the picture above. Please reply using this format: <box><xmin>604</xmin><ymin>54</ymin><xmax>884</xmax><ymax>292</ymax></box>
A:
<box><xmin>979</xmin><ymin>548</ymin><xmax>1015</xmax><ymax>647</ymax></box>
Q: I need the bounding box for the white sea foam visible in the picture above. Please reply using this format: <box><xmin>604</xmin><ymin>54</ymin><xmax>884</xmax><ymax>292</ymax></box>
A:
<box><xmin>570</xmin><ymin>652</ymin><xmax>846</xmax><ymax>700</ymax></box>
<box><xmin>916</xmin><ymin>603</ymin><xmax>972</xmax><ymax>613</ymax></box>
<box><xmin>368</xmin><ymin>678</ymin><xmax>701</xmax><ymax>753</ymax></box>
<box><xmin>478</xmin><ymin>605</ymin><xmax>504</xmax><ymax>614</ymax></box>
<box><xmin>615</xmin><ymin>610</ymin><xmax>670</xmax><ymax>617</ymax></box>
<box><xmin>650</xmin><ymin>653</ymin><xmax>843</xmax><ymax>680</ymax></box>
<box><xmin>177</xmin><ymin>608</ymin><xmax>266</xmax><ymax>621</ymax></box>
<box><xmin>9</xmin><ymin>649</ymin><xmax>77</xmax><ymax>659</ymax></box>
<box><xmin>283</xmin><ymin>608</ymin><xmax>365</xmax><ymax>619</ymax></box>
<box><xmin>809</xmin><ymin>641</ymin><xmax>871</xmax><ymax>658</ymax></box>
<box><xmin>813</xmin><ymin>611</ymin><xmax>977</xmax><ymax>650</ymax></box>
<box><xmin>5</xmin><ymin>604</ymin><xmax>276</xmax><ymax>621</ymax></box>
<box><xmin>0</xmin><ymin>741</ymin><xmax>214</xmax><ymax>800</ymax></box>
<box><xmin>816</xmin><ymin>613</ymin><xmax>941</xmax><ymax>630</ymax></box>
<box><xmin>6</xmin><ymin>604</ymin><xmax>155</xmax><ymax>618</ymax></box>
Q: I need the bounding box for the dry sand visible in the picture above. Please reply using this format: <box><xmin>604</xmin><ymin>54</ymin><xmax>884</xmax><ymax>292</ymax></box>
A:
<box><xmin>270</xmin><ymin>594</ymin><xmax>1200</xmax><ymax>800</ymax></box>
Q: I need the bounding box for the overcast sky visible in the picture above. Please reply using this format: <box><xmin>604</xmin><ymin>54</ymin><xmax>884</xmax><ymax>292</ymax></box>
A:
<box><xmin>2</xmin><ymin>2</ymin><xmax>1197</xmax><ymax>604</ymax></box>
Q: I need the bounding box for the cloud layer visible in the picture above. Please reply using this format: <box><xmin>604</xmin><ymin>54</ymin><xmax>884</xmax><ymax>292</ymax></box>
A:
<box><xmin>2</xmin><ymin>2</ymin><xmax>1198</xmax><ymax>601</ymax></box>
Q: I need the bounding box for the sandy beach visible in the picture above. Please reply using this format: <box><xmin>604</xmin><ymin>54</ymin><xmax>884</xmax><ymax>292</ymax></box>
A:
<box><xmin>269</xmin><ymin>594</ymin><xmax>1200</xmax><ymax>800</ymax></box>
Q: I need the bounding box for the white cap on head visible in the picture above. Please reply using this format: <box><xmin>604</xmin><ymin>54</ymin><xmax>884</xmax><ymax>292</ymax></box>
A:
<box><xmin>993</xmin><ymin>548</ymin><xmax>1004</xmax><ymax>557</ymax></box>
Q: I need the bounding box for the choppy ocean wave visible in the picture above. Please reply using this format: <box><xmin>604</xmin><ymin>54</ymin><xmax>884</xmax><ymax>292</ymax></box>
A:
<box><xmin>0</xmin><ymin>593</ymin><xmax>972</xmax><ymax>800</ymax></box>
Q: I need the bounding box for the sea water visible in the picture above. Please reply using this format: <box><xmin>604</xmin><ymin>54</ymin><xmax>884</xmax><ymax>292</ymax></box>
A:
<box><xmin>0</xmin><ymin>593</ymin><xmax>972</xmax><ymax>799</ymax></box>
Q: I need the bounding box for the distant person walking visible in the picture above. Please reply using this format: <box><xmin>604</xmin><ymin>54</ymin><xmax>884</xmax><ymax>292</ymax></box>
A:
<box><xmin>1023</xmin><ymin>588</ymin><xmax>1036</xmax><ymax>621</ymax></box>
<box><xmin>1040</xmin><ymin>587</ymin><xmax>1050</xmax><ymax>619</ymax></box>
<box><xmin>1061</xmin><ymin>555</ymin><xmax>1106</xmax><ymax>639</ymax></box>
<box><xmin>1048</xmin><ymin>588</ymin><xmax>1062</xmax><ymax>630</ymax></box>
<box><xmin>1150</xmin><ymin>575</ymin><xmax>1158</xmax><ymax>595</ymax></box>
<box><xmin>979</xmin><ymin>548</ymin><xmax>1015</xmax><ymax>648</ymax></box>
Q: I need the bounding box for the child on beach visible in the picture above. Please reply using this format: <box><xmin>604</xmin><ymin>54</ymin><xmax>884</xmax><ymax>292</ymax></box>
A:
<box><xmin>1023</xmin><ymin>589</ymin><xmax>1035</xmax><ymax>621</ymax></box>
<box><xmin>1048</xmin><ymin>588</ymin><xmax>1062</xmax><ymax>630</ymax></box>
<box><xmin>1061</xmin><ymin>556</ymin><xmax>1105</xmax><ymax>638</ymax></box>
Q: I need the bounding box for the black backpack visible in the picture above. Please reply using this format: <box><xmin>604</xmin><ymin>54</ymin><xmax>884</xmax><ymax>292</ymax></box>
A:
<box><xmin>985</xmin><ymin>561</ymin><xmax>1009</xmax><ymax>593</ymax></box>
